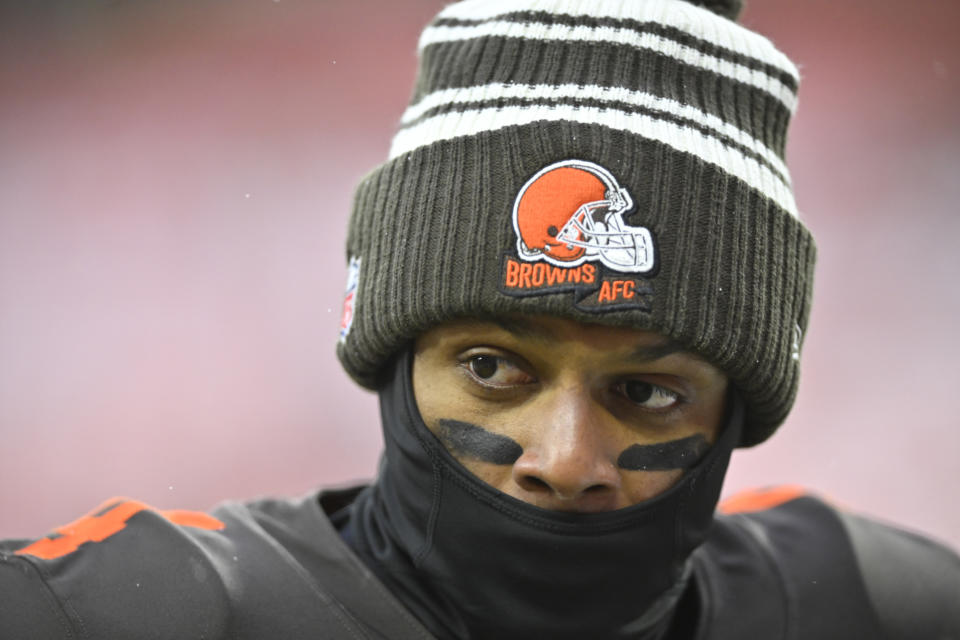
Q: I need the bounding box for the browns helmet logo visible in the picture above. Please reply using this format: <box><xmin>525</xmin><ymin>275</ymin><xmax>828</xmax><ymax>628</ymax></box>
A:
<box><xmin>512</xmin><ymin>160</ymin><xmax>655</xmax><ymax>273</ymax></box>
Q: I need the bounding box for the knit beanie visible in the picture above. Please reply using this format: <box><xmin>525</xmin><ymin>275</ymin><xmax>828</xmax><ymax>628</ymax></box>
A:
<box><xmin>337</xmin><ymin>0</ymin><xmax>815</xmax><ymax>447</ymax></box>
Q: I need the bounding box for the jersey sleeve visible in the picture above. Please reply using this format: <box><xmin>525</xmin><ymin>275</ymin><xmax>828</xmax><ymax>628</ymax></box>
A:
<box><xmin>839</xmin><ymin>511</ymin><xmax>960</xmax><ymax>640</ymax></box>
<box><xmin>1</xmin><ymin>494</ymin><xmax>402</xmax><ymax>640</ymax></box>
<box><xmin>0</xmin><ymin>497</ymin><xmax>230</xmax><ymax>639</ymax></box>
<box><xmin>0</xmin><ymin>549</ymin><xmax>75</xmax><ymax>639</ymax></box>
<box><xmin>717</xmin><ymin>486</ymin><xmax>960</xmax><ymax>639</ymax></box>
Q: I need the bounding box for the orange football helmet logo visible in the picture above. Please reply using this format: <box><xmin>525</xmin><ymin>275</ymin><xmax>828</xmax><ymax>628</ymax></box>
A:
<box><xmin>512</xmin><ymin>160</ymin><xmax>654</xmax><ymax>273</ymax></box>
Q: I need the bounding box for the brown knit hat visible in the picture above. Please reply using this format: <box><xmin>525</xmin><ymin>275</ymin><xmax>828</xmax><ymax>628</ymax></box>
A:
<box><xmin>336</xmin><ymin>0</ymin><xmax>815</xmax><ymax>447</ymax></box>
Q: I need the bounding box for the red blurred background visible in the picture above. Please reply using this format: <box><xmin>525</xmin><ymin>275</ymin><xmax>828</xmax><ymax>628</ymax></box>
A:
<box><xmin>1</xmin><ymin>0</ymin><xmax>958</xmax><ymax>548</ymax></box>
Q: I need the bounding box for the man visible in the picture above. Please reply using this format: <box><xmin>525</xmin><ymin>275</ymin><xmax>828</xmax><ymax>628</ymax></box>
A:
<box><xmin>2</xmin><ymin>0</ymin><xmax>958</xmax><ymax>638</ymax></box>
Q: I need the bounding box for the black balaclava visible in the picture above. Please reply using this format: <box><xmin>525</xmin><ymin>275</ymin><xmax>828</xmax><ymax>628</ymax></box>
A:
<box><xmin>342</xmin><ymin>349</ymin><xmax>742</xmax><ymax>640</ymax></box>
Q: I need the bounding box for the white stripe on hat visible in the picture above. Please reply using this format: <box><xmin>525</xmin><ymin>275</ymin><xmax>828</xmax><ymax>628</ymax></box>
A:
<box><xmin>432</xmin><ymin>0</ymin><xmax>799</xmax><ymax>86</ymax></box>
<box><xmin>420</xmin><ymin>21</ymin><xmax>797</xmax><ymax>113</ymax></box>
<box><xmin>400</xmin><ymin>83</ymin><xmax>790</xmax><ymax>182</ymax></box>
<box><xmin>388</xmin><ymin>104</ymin><xmax>798</xmax><ymax>217</ymax></box>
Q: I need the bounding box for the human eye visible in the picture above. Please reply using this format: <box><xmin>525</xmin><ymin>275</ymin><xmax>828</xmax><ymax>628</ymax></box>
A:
<box><xmin>614</xmin><ymin>380</ymin><xmax>681</xmax><ymax>411</ymax></box>
<box><xmin>459</xmin><ymin>352</ymin><xmax>534</xmax><ymax>389</ymax></box>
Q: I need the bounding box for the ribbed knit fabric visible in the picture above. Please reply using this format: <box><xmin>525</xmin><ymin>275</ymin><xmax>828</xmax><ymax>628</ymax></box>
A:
<box><xmin>337</xmin><ymin>0</ymin><xmax>815</xmax><ymax>447</ymax></box>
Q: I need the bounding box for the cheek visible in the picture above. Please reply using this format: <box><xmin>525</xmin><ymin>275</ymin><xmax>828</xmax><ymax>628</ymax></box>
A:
<box><xmin>696</xmin><ymin>380</ymin><xmax>730</xmax><ymax>444</ymax></box>
<box><xmin>412</xmin><ymin>355</ymin><xmax>473</xmax><ymax>430</ymax></box>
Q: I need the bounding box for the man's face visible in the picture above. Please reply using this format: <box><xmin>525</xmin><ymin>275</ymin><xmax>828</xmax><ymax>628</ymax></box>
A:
<box><xmin>412</xmin><ymin>315</ymin><xmax>729</xmax><ymax>513</ymax></box>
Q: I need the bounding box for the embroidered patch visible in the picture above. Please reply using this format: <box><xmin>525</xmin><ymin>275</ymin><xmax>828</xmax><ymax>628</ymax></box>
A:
<box><xmin>791</xmin><ymin>323</ymin><xmax>803</xmax><ymax>361</ymax></box>
<box><xmin>500</xmin><ymin>254</ymin><xmax>654</xmax><ymax>312</ymax></box>
<box><xmin>500</xmin><ymin>160</ymin><xmax>656</xmax><ymax>311</ymax></box>
<box><xmin>339</xmin><ymin>256</ymin><xmax>361</xmax><ymax>343</ymax></box>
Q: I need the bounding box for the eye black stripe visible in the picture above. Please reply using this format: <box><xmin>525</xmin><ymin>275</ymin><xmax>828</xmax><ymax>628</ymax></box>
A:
<box><xmin>617</xmin><ymin>434</ymin><xmax>709</xmax><ymax>471</ymax></box>
<box><xmin>435</xmin><ymin>419</ymin><xmax>523</xmax><ymax>465</ymax></box>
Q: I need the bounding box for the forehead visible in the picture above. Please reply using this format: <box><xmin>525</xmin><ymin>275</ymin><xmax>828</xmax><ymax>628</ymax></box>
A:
<box><xmin>416</xmin><ymin>315</ymin><xmax>712</xmax><ymax>368</ymax></box>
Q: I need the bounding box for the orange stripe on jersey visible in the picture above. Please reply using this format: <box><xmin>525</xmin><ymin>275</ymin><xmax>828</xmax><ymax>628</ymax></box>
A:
<box><xmin>15</xmin><ymin>497</ymin><xmax>224</xmax><ymax>560</ymax></box>
<box><xmin>718</xmin><ymin>485</ymin><xmax>808</xmax><ymax>514</ymax></box>
<box><xmin>160</xmin><ymin>509</ymin><xmax>224</xmax><ymax>530</ymax></box>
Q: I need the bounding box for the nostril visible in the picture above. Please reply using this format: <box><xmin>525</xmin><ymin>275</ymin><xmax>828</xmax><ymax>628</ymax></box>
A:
<box><xmin>519</xmin><ymin>476</ymin><xmax>611</xmax><ymax>495</ymax></box>
<box><xmin>519</xmin><ymin>475</ymin><xmax>551</xmax><ymax>492</ymax></box>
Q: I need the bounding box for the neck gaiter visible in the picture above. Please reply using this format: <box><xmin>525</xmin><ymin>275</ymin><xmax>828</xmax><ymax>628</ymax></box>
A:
<box><xmin>345</xmin><ymin>351</ymin><xmax>741</xmax><ymax>640</ymax></box>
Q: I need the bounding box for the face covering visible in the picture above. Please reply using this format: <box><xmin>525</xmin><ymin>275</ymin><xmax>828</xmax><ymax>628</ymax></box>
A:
<box><xmin>345</xmin><ymin>350</ymin><xmax>742</xmax><ymax>640</ymax></box>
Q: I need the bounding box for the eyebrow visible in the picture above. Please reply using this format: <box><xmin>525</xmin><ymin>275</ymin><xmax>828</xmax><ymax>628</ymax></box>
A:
<box><xmin>626</xmin><ymin>339</ymin><xmax>685</xmax><ymax>363</ymax></box>
<box><xmin>489</xmin><ymin>316</ymin><xmax>556</xmax><ymax>345</ymax></box>
<box><xmin>489</xmin><ymin>316</ymin><xmax>689</xmax><ymax>364</ymax></box>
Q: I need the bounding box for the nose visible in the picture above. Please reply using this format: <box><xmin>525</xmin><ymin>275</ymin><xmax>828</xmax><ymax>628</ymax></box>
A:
<box><xmin>510</xmin><ymin>392</ymin><xmax>621</xmax><ymax>511</ymax></box>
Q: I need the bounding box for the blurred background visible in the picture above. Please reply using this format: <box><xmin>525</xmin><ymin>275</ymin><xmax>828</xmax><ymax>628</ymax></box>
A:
<box><xmin>1</xmin><ymin>0</ymin><xmax>958</xmax><ymax>548</ymax></box>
